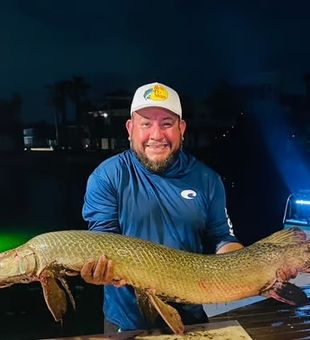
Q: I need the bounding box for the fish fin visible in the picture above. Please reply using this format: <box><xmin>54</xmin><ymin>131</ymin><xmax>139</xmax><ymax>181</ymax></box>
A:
<box><xmin>145</xmin><ymin>290</ymin><xmax>184</xmax><ymax>335</ymax></box>
<box><xmin>135</xmin><ymin>288</ymin><xmax>158</xmax><ymax>326</ymax></box>
<box><xmin>58</xmin><ymin>276</ymin><xmax>76</xmax><ymax>310</ymax></box>
<box><xmin>256</xmin><ymin>227</ymin><xmax>306</xmax><ymax>247</ymax></box>
<box><xmin>40</xmin><ymin>269</ymin><xmax>67</xmax><ymax>323</ymax></box>
<box><xmin>262</xmin><ymin>281</ymin><xmax>309</xmax><ymax>305</ymax></box>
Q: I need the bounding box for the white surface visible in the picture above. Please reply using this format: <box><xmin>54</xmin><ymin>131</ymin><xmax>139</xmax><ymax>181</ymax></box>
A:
<box><xmin>203</xmin><ymin>296</ymin><xmax>265</xmax><ymax>317</ymax></box>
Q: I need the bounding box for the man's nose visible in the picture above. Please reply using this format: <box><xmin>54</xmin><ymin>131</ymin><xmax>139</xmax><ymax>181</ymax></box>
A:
<box><xmin>149</xmin><ymin>125</ymin><xmax>164</xmax><ymax>140</ymax></box>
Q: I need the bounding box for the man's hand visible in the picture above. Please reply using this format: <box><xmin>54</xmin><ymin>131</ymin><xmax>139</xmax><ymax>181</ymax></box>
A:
<box><xmin>80</xmin><ymin>255</ymin><xmax>127</xmax><ymax>287</ymax></box>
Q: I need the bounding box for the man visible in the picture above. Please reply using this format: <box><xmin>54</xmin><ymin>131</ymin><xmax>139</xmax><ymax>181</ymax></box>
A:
<box><xmin>81</xmin><ymin>82</ymin><xmax>243</xmax><ymax>332</ymax></box>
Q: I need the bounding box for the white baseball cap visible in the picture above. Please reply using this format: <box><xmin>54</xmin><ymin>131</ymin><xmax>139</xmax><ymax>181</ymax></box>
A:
<box><xmin>130</xmin><ymin>82</ymin><xmax>182</xmax><ymax>118</ymax></box>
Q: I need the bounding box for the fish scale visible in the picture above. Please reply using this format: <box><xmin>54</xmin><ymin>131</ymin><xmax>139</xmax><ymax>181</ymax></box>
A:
<box><xmin>0</xmin><ymin>228</ymin><xmax>310</xmax><ymax>335</ymax></box>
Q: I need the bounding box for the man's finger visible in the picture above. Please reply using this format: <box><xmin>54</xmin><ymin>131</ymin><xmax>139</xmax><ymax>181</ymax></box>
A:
<box><xmin>81</xmin><ymin>259</ymin><xmax>96</xmax><ymax>281</ymax></box>
<box><xmin>93</xmin><ymin>255</ymin><xmax>109</xmax><ymax>281</ymax></box>
<box><xmin>105</xmin><ymin>259</ymin><xmax>114</xmax><ymax>282</ymax></box>
<box><xmin>113</xmin><ymin>278</ymin><xmax>127</xmax><ymax>288</ymax></box>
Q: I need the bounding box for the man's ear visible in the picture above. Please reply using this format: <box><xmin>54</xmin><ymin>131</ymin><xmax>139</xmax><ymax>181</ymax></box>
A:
<box><xmin>126</xmin><ymin>119</ymin><xmax>133</xmax><ymax>140</ymax></box>
<box><xmin>179</xmin><ymin>119</ymin><xmax>186</xmax><ymax>138</ymax></box>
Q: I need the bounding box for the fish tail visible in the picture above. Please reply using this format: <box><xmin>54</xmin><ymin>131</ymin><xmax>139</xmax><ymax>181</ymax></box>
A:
<box><xmin>263</xmin><ymin>281</ymin><xmax>309</xmax><ymax>306</ymax></box>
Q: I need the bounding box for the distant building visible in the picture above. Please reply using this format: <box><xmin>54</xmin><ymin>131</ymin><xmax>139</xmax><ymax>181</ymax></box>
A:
<box><xmin>82</xmin><ymin>90</ymin><xmax>132</xmax><ymax>151</ymax></box>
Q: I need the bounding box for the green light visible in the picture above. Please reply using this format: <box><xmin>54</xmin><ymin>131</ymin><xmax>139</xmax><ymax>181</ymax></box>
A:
<box><xmin>0</xmin><ymin>233</ymin><xmax>33</xmax><ymax>252</ymax></box>
<box><xmin>0</xmin><ymin>230</ymin><xmax>38</xmax><ymax>252</ymax></box>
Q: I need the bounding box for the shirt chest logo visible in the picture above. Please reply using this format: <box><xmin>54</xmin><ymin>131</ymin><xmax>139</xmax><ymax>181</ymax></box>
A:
<box><xmin>181</xmin><ymin>189</ymin><xmax>197</xmax><ymax>200</ymax></box>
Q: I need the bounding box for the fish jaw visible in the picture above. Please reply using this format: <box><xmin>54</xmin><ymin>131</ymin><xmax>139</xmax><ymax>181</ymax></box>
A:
<box><xmin>0</xmin><ymin>246</ymin><xmax>37</xmax><ymax>287</ymax></box>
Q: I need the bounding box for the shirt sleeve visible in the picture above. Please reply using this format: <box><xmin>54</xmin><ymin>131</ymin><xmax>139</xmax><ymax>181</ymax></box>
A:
<box><xmin>204</xmin><ymin>175</ymin><xmax>239</xmax><ymax>253</ymax></box>
<box><xmin>82</xmin><ymin>170</ymin><xmax>121</xmax><ymax>233</ymax></box>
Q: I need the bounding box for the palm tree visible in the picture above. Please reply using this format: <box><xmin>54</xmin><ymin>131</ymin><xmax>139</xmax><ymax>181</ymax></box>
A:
<box><xmin>47</xmin><ymin>77</ymin><xmax>90</xmax><ymax>149</ymax></box>
<box><xmin>47</xmin><ymin>80</ymin><xmax>72</xmax><ymax>148</ymax></box>
<box><xmin>68</xmin><ymin>76</ymin><xmax>90</xmax><ymax>123</ymax></box>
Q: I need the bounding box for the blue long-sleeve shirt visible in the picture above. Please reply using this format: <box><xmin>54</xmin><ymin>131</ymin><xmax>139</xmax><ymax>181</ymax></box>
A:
<box><xmin>82</xmin><ymin>149</ymin><xmax>239</xmax><ymax>330</ymax></box>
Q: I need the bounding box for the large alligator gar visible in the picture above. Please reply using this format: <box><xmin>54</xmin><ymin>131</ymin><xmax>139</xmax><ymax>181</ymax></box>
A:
<box><xmin>0</xmin><ymin>228</ymin><xmax>310</xmax><ymax>334</ymax></box>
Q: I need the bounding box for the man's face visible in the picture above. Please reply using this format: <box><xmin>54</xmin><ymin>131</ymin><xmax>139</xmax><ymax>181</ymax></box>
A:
<box><xmin>126</xmin><ymin>107</ymin><xmax>186</xmax><ymax>173</ymax></box>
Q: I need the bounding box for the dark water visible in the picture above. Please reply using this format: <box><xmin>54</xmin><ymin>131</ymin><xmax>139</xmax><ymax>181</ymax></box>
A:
<box><xmin>0</xmin><ymin>278</ymin><xmax>104</xmax><ymax>340</ymax></box>
<box><xmin>0</xmin><ymin>151</ymin><xmax>101</xmax><ymax>231</ymax></box>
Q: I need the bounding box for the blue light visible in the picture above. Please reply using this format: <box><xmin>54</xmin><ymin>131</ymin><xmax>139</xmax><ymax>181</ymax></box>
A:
<box><xmin>283</xmin><ymin>192</ymin><xmax>310</xmax><ymax>227</ymax></box>
<box><xmin>247</xmin><ymin>99</ymin><xmax>310</xmax><ymax>194</ymax></box>
<box><xmin>296</xmin><ymin>200</ymin><xmax>310</xmax><ymax>205</ymax></box>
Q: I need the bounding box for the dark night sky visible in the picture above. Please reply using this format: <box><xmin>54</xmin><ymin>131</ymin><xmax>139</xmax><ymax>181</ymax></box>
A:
<box><xmin>1</xmin><ymin>0</ymin><xmax>310</xmax><ymax>123</ymax></box>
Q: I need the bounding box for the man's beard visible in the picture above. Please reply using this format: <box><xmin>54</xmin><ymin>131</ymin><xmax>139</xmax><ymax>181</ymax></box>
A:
<box><xmin>131</xmin><ymin>143</ymin><xmax>181</xmax><ymax>173</ymax></box>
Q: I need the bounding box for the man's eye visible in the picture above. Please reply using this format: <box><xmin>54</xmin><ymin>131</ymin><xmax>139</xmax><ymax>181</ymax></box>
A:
<box><xmin>141</xmin><ymin>122</ymin><xmax>150</xmax><ymax>127</ymax></box>
<box><xmin>162</xmin><ymin>122</ymin><xmax>173</xmax><ymax>128</ymax></box>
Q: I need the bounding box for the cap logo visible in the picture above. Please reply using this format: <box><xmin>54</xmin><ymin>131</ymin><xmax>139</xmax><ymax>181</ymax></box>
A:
<box><xmin>143</xmin><ymin>84</ymin><xmax>168</xmax><ymax>102</ymax></box>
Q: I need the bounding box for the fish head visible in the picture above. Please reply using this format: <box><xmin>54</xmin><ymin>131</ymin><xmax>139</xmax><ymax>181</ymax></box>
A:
<box><xmin>0</xmin><ymin>246</ymin><xmax>36</xmax><ymax>287</ymax></box>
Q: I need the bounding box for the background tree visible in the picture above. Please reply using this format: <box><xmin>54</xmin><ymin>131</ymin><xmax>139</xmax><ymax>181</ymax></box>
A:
<box><xmin>47</xmin><ymin>77</ymin><xmax>90</xmax><ymax>148</ymax></box>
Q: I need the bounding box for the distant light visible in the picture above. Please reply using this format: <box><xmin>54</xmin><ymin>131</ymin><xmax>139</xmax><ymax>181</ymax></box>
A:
<box><xmin>291</xmin><ymin>134</ymin><xmax>296</xmax><ymax>138</ymax></box>
<box><xmin>26</xmin><ymin>147</ymin><xmax>54</xmax><ymax>152</ymax></box>
<box><xmin>223</xmin><ymin>134</ymin><xmax>226</xmax><ymax>137</ymax></box>
<box><xmin>103</xmin><ymin>113</ymin><xmax>108</xmax><ymax>118</ymax></box>
<box><xmin>295</xmin><ymin>200</ymin><xmax>310</xmax><ymax>205</ymax></box>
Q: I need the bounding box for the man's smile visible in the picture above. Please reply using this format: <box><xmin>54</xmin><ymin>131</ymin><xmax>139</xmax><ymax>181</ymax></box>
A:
<box><xmin>145</xmin><ymin>143</ymin><xmax>170</xmax><ymax>153</ymax></box>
